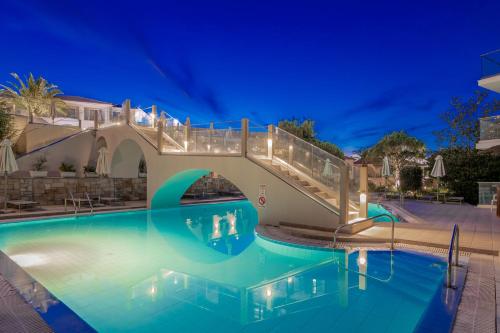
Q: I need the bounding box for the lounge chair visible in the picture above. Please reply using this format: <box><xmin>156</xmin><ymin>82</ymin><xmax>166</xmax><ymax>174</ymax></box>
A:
<box><xmin>418</xmin><ymin>194</ymin><xmax>435</xmax><ymax>202</ymax></box>
<box><xmin>99</xmin><ymin>196</ymin><xmax>124</xmax><ymax>206</ymax></box>
<box><xmin>7</xmin><ymin>200</ymin><xmax>40</xmax><ymax>214</ymax></box>
<box><xmin>446</xmin><ymin>196</ymin><xmax>464</xmax><ymax>205</ymax></box>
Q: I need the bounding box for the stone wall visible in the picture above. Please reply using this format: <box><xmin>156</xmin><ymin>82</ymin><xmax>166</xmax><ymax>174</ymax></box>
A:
<box><xmin>185</xmin><ymin>173</ymin><xmax>243</xmax><ymax>196</ymax></box>
<box><xmin>1</xmin><ymin>177</ymin><xmax>147</xmax><ymax>205</ymax></box>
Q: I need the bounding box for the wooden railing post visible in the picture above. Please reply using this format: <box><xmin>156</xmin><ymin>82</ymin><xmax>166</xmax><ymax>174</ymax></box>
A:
<box><xmin>184</xmin><ymin>117</ymin><xmax>191</xmax><ymax>151</ymax></box>
<box><xmin>241</xmin><ymin>118</ymin><xmax>248</xmax><ymax>157</ymax></box>
<box><xmin>157</xmin><ymin>117</ymin><xmax>164</xmax><ymax>154</ymax></box>
<box><xmin>267</xmin><ymin>125</ymin><xmax>274</xmax><ymax>160</ymax></box>
<box><xmin>123</xmin><ymin>99</ymin><xmax>131</xmax><ymax>125</ymax></box>
<box><xmin>152</xmin><ymin>105</ymin><xmax>157</xmax><ymax>128</ymax></box>
<box><xmin>94</xmin><ymin>109</ymin><xmax>99</xmax><ymax>129</ymax></box>
<box><xmin>360</xmin><ymin>165</ymin><xmax>368</xmax><ymax>218</ymax></box>
<box><xmin>339</xmin><ymin>163</ymin><xmax>350</xmax><ymax>224</ymax></box>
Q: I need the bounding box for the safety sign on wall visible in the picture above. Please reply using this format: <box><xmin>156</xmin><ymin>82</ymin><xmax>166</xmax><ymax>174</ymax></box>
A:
<box><xmin>258</xmin><ymin>184</ymin><xmax>267</xmax><ymax>208</ymax></box>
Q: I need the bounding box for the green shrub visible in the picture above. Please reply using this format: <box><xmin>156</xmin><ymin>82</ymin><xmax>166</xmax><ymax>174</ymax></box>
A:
<box><xmin>59</xmin><ymin>162</ymin><xmax>75</xmax><ymax>172</ymax></box>
<box><xmin>400</xmin><ymin>166</ymin><xmax>423</xmax><ymax>192</ymax></box>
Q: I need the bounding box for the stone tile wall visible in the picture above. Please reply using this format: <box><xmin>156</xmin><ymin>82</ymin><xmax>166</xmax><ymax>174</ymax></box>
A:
<box><xmin>1</xmin><ymin>177</ymin><xmax>147</xmax><ymax>205</ymax></box>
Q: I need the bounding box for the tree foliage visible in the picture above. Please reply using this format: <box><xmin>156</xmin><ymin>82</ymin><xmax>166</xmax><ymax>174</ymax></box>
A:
<box><xmin>433</xmin><ymin>91</ymin><xmax>500</xmax><ymax>149</ymax></box>
<box><xmin>0</xmin><ymin>73</ymin><xmax>66</xmax><ymax>122</ymax></box>
<box><xmin>400</xmin><ymin>166</ymin><xmax>423</xmax><ymax>192</ymax></box>
<box><xmin>366</xmin><ymin>131</ymin><xmax>425</xmax><ymax>185</ymax></box>
<box><xmin>278</xmin><ymin>118</ymin><xmax>344</xmax><ymax>158</ymax></box>
<box><xmin>429</xmin><ymin>148</ymin><xmax>500</xmax><ymax>205</ymax></box>
<box><xmin>0</xmin><ymin>100</ymin><xmax>16</xmax><ymax>140</ymax></box>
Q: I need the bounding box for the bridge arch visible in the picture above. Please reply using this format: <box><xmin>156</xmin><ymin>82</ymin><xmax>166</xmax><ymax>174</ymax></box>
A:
<box><xmin>151</xmin><ymin>168</ymin><xmax>251</xmax><ymax>210</ymax></box>
<box><xmin>110</xmin><ymin>138</ymin><xmax>148</xmax><ymax>178</ymax></box>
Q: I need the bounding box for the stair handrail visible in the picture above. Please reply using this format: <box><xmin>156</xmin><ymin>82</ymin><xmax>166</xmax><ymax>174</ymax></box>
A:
<box><xmin>85</xmin><ymin>192</ymin><xmax>94</xmax><ymax>216</ymax></box>
<box><xmin>446</xmin><ymin>224</ymin><xmax>460</xmax><ymax>288</ymax></box>
<box><xmin>332</xmin><ymin>213</ymin><xmax>396</xmax><ymax>250</ymax></box>
<box><xmin>272</xmin><ymin>125</ymin><xmax>346</xmax><ymax>168</ymax></box>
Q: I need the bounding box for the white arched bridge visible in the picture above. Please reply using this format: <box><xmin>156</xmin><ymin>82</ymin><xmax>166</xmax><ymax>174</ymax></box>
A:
<box><xmin>17</xmin><ymin>100</ymin><xmax>366</xmax><ymax>230</ymax></box>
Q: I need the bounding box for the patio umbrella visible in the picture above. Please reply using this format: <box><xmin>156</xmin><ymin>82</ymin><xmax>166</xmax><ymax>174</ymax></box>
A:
<box><xmin>381</xmin><ymin>156</ymin><xmax>391</xmax><ymax>190</ymax></box>
<box><xmin>0</xmin><ymin>139</ymin><xmax>18</xmax><ymax>210</ymax></box>
<box><xmin>322</xmin><ymin>158</ymin><xmax>334</xmax><ymax>179</ymax></box>
<box><xmin>96</xmin><ymin>147</ymin><xmax>111</xmax><ymax>198</ymax></box>
<box><xmin>431</xmin><ymin>155</ymin><xmax>446</xmax><ymax>200</ymax></box>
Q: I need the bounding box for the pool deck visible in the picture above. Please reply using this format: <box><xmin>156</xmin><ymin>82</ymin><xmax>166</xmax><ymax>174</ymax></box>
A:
<box><xmin>0</xmin><ymin>201</ymin><xmax>147</xmax><ymax>222</ymax></box>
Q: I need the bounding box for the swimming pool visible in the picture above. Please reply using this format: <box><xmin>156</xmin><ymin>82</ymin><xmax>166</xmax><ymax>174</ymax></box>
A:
<box><xmin>0</xmin><ymin>201</ymin><xmax>458</xmax><ymax>332</ymax></box>
<box><xmin>368</xmin><ymin>203</ymin><xmax>399</xmax><ymax>222</ymax></box>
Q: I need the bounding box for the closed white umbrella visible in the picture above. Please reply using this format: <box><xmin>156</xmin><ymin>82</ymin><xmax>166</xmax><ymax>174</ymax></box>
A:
<box><xmin>96</xmin><ymin>147</ymin><xmax>110</xmax><ymax>176</ymax></box>
<box><xmin>381</xmin><ymin>156</ymin><xmax>391</xmax><ymax>191</ymax></box>
<box><xmin>96</xmin><ymin>147</ymin><xmax>112</xmax><ymax>199</ymax></box>
<box><xmin>381</xmin><ymin>156</ymin><xmax>391</xmax><ymax>177</ymax></box>
<box><xmin>431</xmin><ymin>155</ymin><xmax>446</xmax><ymax>200</ymax></box>
<box><xmin>0</xmin><ymin>139</ymin><xmax>18</xmax><ymax>210</ymax></box>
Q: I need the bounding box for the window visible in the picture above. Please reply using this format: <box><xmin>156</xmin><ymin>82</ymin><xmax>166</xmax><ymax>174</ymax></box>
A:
<box><xmin>65</xmin><ymin>107</ymin><xmax>78</xmax><ymax>118</ymax></box>
<box><xmin>84</xmin><ymin>108</ymin><xmax>105</xmax><ymax>121</ymax></box>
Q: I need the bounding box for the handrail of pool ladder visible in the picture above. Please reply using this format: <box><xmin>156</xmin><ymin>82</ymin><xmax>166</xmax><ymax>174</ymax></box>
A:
<box><xmin>332</xmin><ymin>214</ymin><xmax>396</xmax><ymax>250</ymax></box>
<box><xmin>85</xmin><ymin>192</ymin><xmax>94</xmax><ymax>216</ymax></box>
<box><xmin>68</xmin><ymin>191</ymin><xmax>78</xmax><ymax>216</ymax></box>
<box><xmin>446</xmin><ymin>224</ymin><xmax>460</xmax><ymax>288</ymax></box>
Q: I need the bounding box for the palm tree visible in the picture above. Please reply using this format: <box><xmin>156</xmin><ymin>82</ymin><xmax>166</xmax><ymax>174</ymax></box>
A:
<box><xmin>0</xmin><ymin>73</ymin><xmax>66</xmax><ymax>123</ymax></box>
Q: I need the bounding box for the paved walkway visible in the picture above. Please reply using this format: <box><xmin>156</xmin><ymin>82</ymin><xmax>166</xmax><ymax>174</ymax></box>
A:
<box><xmin>348</xmin><ymin>201</ymin><xmax>500</xmax><ymax>254</ymax></box>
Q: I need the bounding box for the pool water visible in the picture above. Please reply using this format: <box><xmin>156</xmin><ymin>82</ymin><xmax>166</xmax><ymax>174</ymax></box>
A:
<box><xmin>368</xmin><ymin>203</ymin><xmax>399</xmax><ymax>222</ymax></box>
<box><xmin>0</xmin><ymin>201</ymin><xmax>450</xmax><ymax>332</ymax></box>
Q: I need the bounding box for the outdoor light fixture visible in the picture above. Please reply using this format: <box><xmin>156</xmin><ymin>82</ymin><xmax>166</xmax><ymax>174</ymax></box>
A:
<box><xmin>184</xmin><ymin>140</ymin><xmax>188</xmax><ymax>151</ymax></box>
<box><xmin>360</xmin><ymin>192</ymin><xmax>367</xmax><ymax>205</ymax></box>
<box><xmin>150</xmin><ymin>112</ymin><xmax>155</xmax><ymax>128</ymax></box>
<box><xmin>265</xmin><ymin>287</ymin><xmax>272</xmax><ymax>298</ymax></box>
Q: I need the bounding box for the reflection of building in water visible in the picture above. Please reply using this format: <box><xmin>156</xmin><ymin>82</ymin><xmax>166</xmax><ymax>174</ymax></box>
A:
<box><xmin>129</xmin><ymin>252</ymin><xmax>358</xmax><ymax>327</ymax></box>
<box><xmin>183</xmin><ymin>206</ymin><xmax>253</xmax><ymax>256</ymax></box>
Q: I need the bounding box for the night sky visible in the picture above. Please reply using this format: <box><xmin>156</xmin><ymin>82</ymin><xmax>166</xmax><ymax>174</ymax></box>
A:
<box><xmin>1</xmin><ymin>0</ymin><xmax>499</xmax><ymax>153</ymax></box>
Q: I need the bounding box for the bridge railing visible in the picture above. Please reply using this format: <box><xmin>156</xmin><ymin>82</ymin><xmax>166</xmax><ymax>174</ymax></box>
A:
<box><xmin>120</xmin><ymin>101</ymin><xmax>351</xmax><ymax>222</ymax></box>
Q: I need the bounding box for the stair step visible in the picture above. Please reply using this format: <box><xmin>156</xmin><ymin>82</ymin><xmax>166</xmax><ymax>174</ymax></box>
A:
<box><xmin>316</xmin><ymin>192</ymin><xmax>332</xmax><ymax>199</ymax></box>
<box><xmin>304</xmin><ymin>186</ymin><xmax>320</xmax><ymax>193</ymax></box>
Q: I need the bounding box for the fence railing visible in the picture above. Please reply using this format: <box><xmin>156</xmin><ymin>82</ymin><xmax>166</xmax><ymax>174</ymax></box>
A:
<box><xmin>481</xmin><ymin>49</ymin><xmax>500</xmax><ymax>79</ymax></box>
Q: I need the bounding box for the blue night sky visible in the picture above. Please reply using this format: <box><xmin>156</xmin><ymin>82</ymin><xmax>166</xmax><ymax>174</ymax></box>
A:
<box><xmin>1</xmin><ymin>0</ymin><xmax>499</xmax><ymax>153</ymax></box>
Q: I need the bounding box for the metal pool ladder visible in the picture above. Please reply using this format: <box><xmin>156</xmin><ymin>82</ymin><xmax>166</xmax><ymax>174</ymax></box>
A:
<box><xmin>68</xmin><ymin>191</ymin><xmax>78</xmax><ymax>216</ymax></box>
<box><xmin>332</xmin><ymin>213</ymin><xmax>396</xmax><ymax>250</ymax></box>
<box><xmin>446</xmin><ymin>224</ymin><xmax>460</xmax><ymax>288</ymax></box>
<box><xmin>85</xmin><ymin>192</ymin><xmax>94</xmax><ymax>216</ymax></box>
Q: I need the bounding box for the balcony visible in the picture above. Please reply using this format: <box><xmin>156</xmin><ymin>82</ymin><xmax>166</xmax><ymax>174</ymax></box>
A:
<box><xmin>477</xmin><ymin>115</ymin><xmax>500</xmax><ymax>150</ymax></box>
<box><xmin>478</xmin><ymin>50</ymin><xmax>500</xmax><ymax>93</ymax></box>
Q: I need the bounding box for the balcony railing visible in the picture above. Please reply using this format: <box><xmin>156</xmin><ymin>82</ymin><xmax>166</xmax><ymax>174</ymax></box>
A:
<box><xmin>481</xmin><ymin>49</ymin><xmax>500</xmax><ymax>79</ymax></box>
<box><xmin>479</xmin><ymin>115</ymin><xmax>500</xmax><ymax>140</ymax></box>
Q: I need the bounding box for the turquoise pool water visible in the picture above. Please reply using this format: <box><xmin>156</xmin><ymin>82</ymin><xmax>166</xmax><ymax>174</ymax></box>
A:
<box><xmin>0</xmin><ymin>201</ymin><xmax>450</xmax><ymax>332</ymax></box>
<box><xmin>368</xmin><ymin>203</ymin><xmax>399</xmax><ymax>222</ymax></box>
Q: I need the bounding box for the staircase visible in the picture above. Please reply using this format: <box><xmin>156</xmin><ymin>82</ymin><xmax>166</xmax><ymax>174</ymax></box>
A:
<box><xmin>259</xmin><ymin>159</ymin><xmax>339</xmax><ymax>208</ymax></box>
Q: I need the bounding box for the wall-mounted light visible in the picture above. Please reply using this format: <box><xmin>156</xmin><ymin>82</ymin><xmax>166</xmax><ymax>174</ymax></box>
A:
<box><xmin>360</xmin><ymin>192</ymin><xmax>367</xmax><ymax>205</ymax></box>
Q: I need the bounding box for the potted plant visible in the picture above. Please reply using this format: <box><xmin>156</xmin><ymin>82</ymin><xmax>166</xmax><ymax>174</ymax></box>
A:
<box><xmin>83</xmin><ymin>165</ymin><xmax>98</xmax><ymax>178</ymax></box>
<box><xmin>138</xmin><ymin>158</ymin><xmax>147</xmax><ymax>178</ymax></box>
<box><xmin>59</xmin><ymin>162</ymin><xmax>76</xmax><ymax>178</ymax></box>
<box><xmin>29</xmin><ymin>156</ymin><xmax>48</xmax><ymax>177</ymax></box>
